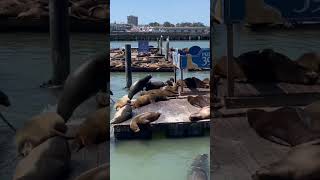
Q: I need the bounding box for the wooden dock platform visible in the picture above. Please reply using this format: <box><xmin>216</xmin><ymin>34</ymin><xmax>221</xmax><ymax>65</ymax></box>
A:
<box><xmin>113</xmin><ymin>98</ymin><xmax>210</xmax><ymax>140</ymax></box>
<box><xmin>211</xmin><ymin>116</ymin><xmax>290</xmax><ymax>180</ymax></box>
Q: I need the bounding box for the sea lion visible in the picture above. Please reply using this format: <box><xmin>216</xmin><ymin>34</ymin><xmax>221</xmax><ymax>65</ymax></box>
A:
<box><xmin>13</xmin><ymin>137</ymin><xmax>70</xmax><ymax>180</ymax></box>
<box><xmin>71</xmin><ymin>108</ymin><xmax>108</xmax><ymax>152</ymax></box>
<box><xmin>296</xmin><ymin>52</ymin><xmax>320</xmax><ymax>72</ymax></box>
<box><xmin>303</xmin><ymin>100</ymin><xmax>320</xmax><ymax>131</ymax></box>
<box><xmin>128</xmin><ymin>74</ymin><xmax>152</xmax><ymax>99</ymax></box>
<box><xmin>186</xmin><ymin>54</ymin><xmax>201</xmax><ymax>70</ymax></box>
<box><xmin>111</xmin><ymin>104</ymin><xmax>132</xmax><ymax>124</ymax></box>
<box><xmin>183</xmin><ymin>77</ymin><xmax>210</xmax><ymax>89</ymax></box>
<box><xmin>57</xmin><ymin>53</ymin><xmax>107</xmax><ymax>121</ymax></box>
<box><xmin>140</xmin><ymin>89</ymin><xmax>177</xmax><ymax>97</ymax></box>
<box><xmin>145</xmin><ymin>80</ymin><xmax>166</xmax><ymax>91</ymax></box>
<box><xmin>165</xmin><ymin>77</ymin><xmax>175</xmax><ymax>86</ymax></box>
<box><xmin>17</xmin><ymin>5</ymin><xmax>48</xmax><ymax>19</ymax></box>
<box><xmin>95</xmin><ymin>90</ymin><xmax>108</xmax><ymax>107</ymax></box>
<box><xmin>133</xmin><ymin>94</ymin><xmax>168</xmax><ymax>108</ymax></box>
<box><xmin>188</xmin><ymin>154</ymin><xmax>209</xmax><ymax>180</ymax></box>
<box><xmin>214</xmin><ymin>55</ymin><xmax>247</xmax><ymax>81</ymax></box>
<box><xmin>0</xmin><ymin>90</ymin><xmax>10</xmax><ymax>107</ymax></box>
<box><xmin>247</xmin><ymin>107</ymin><xmax>320</xmax><ymax>147</ymax></box>
<box><xmin>130</xmin><ymin>112</ymin><xmax>161</xmax><ymax>132</ymax></box>
<box><xmin>0</xmin><ymin>0</ymin><xmax>25</xmax><ymax>18</ymax></box>
<box><xmin>88</xmin><ymin>4</ymin><xmax>107</xmax><ymax>20</ymax></box>
<box><xmin>15</xmin><ymin>112</ymin><xmax>71</xmax><ymax>156</ymax></box>
<box><xmin>114</xmin><ymin>95</ymin><xmax>130</xmax><ymax>111</ymax></box>
<box><xmin>73</xmin><ymin>163</ymin><xmax>109</xmax><ymax>180</ymax></box>
<box><xmin>189</xmin><ymin>106</ymin><xmax>210</xmax><ymax>121</ymax></box>
<box><xmin>252</xmin><ymin>140</ymin><xmax>320</xmax><ymax>180</ymax></box>
<box><xmin>187</xmin><ymin>95</ymin><xmax>210</xmax><ymax>108</ymax></box>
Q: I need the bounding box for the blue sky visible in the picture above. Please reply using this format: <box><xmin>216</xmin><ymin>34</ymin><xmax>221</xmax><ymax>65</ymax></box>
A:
<box><xmin>110</xmin><ymin>0</ymin><xmax>210</xmax><ymax>25</ymax></box>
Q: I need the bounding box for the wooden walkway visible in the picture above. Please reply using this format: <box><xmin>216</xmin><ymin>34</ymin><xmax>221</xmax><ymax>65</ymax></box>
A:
<box><xmin>113</xmin><ymin>98</ymin><xmax>210</xmax><ymax>139</ymax></box>
<box><xmin>211</xmin><ymin>116</ymin><xmax>290</xmax><ymax>180</ymax></box>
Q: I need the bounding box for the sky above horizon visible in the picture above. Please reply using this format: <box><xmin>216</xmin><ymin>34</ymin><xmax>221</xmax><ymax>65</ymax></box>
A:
<box><xmin>110</xmin><ymin>0</ymin><xmax>210</xmax><ymax>25</ymax></box>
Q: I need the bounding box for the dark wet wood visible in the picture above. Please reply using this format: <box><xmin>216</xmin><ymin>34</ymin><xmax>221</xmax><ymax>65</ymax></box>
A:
<box><xmin>211</xmin><ymin>117</ymin><xmax>290</xmax><ymax>180</ymax></box>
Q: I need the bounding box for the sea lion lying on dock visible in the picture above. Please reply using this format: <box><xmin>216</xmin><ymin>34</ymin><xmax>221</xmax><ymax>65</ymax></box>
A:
<box><xmin>188</xmin><ymin>154</ymin><xmax>209</xmax><ymax>180</ymax></box>
<box><xmin>133</xmin><ymin>94</ymin><xmax>168</xmax><ymax>108</ymax></box>
<box><xmin>189</xmin><ymin>106</ymin><xmax>210</xmax><ymax>121</ymax></box>
<box><xmin>247</xmin><ymin>107</ymin><xmax>320</xmax><ymax>147</ymax></box>
<box><xmin>252</xmin><ymin>140</ymin><xmax>320</xmax><ymax>180</ymax></box>
<box><xmin>111</xmin><ymin>104</ymin><xmax>132</xmax><ymax>124</ymax></box>
<box><xmin>140</xmin><ymin>88</ymin><xmax>177</xmax><ymax>97</ymax></box>
<box><xmin>178</xmin><ymin>77</ymin><xmax>210</xmax><ymax>89</ymax></box>
<box><xmin>0</xmin><ymin>90</ymin><xmax>10</xmax><ymax>107</ymax></box>
<box><xmin>57</xmin><ymin>53</ymin><xmax>107</xmax><ymax>121</ymax></box>
<box><xmin>296</xmin><ymin>52</ymin><xmax>320</xmax><ymax>73</ymax></box>
<box><xmin>214</xmin><ymin>55</ymin><xmax>247</xmax><ymax>81</ymax></box>
<box><xmin>71</xmin><ymin>108</ymin><xmax>108</xmax><ymax>151</ymax></box>
<box><xmin>114</xmin><ymin>95</ymin><xmax>130</xmax><ymax>111</ymax></box>
<box><xmin>13</xmin><ymin>137</ymin><xmax>71</xmax><ymax>180</ymax></box>
<box><xmin>128</xmin><ymin>74</ymin><xmax>152</xmax><ymax>99</ymax></box>
<box><xmin>15</xmin><ymin>112</ymin><xmax>70</xmax><ymax>156</ymax></box>
<box><xmin>145</xmin><ymin>80</ymin><xmax>166</xmax><ymax>91</ymax></box>
<box><xmin>187</xmin><ymin>95</ymin><xmax>210</xmax><ymax>108</ymax></box>
<box><xmin>130</xmin><ymin>112</ymin><xmax>161</xmax><ymax>132</ymax></box>
<box><xmin>215</xmin><ymin>49</ymin><xmax>319</xmax><ymax>84</ymax></box>
<box><xmin>73</xmin><ymin>163</ymin><xmax>109</xmax><ymax>180</ymax></box>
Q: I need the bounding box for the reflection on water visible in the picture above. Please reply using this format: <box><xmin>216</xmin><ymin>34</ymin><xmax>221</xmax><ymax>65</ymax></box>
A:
<box><xmin>0</xmin><ymin>32</ymin><xmax>106</xmax><ymax>179</ymax></box>
<box><xmin>110</xmin><ymin>72</ymin><xmax>210</xmax><ymax>180</ymax></box>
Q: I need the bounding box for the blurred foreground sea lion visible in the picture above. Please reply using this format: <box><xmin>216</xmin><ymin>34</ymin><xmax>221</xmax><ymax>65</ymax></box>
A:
<box><xmin>73</xmin><ymin>163</ymin><xmax>109</xmax><ymax>180</ymax></box>
<box><xmin>15</xmin><ymin>112</ymin><xmax>71</xmax><ymax>156</ymax></box>
<box><xmin>13</xmin><ymin>137</ymin><xmax>71</xmax><ymax>180</ymax></box>
<box><xmin>57</xmin><ymin>53</ymin><xmax>107</xmax><ymax>122</ymax></box>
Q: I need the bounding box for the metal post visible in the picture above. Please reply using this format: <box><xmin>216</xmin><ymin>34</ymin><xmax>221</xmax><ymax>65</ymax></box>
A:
<box><xmin>157</xmin><ymin>38</ymin><xmax>159</xmax><ymax>50</ymax></box>
<box><xmin>166</xmin><ymin>37</ymin><xmax>170</xmax><ymax>60</ymax></box>
<box><xmin>226</xmin><ymin>23</ymin><xmax>234</xmax><ymax>97</ymax></box>
<box><xmin>180</xmin><ymin>54</ymin><xmax>183</xmax><ymax>94</ymax></box>
<box><xmin>125</xmin><ymin>44</ymin><xmax>132</xmax><ymax>88</ymax></box>
<box><xmin>49</xmin><ymin>0</ymin><xmax>70</xmax><ymax>86</ymax></box>
<box><xmin>160</xmin><ymin>35</ymin><xmax>163</xmax><ymax>55</ymax></box>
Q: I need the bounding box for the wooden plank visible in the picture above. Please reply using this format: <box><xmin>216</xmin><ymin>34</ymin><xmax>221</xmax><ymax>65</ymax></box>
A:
<box><xmin>224</xmin><ymin>93</ymin><xmax>320</xmax><ymax>109</ymax></box>
<box><xmin>212</xmin><ymin>117</ymin><xmax>290</xmax><ymax>179</ymax></box>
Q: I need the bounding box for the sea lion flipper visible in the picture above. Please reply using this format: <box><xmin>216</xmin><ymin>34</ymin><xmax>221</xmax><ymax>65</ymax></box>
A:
<box><xmin>265</xmin><ymin>135</ymin><xmax>291</xmax><ymax>147</ymax></box>
<box><xmin>51</xmin><ymin>129</ymin><xmax>75</xmax><ymax>140</ymax></box>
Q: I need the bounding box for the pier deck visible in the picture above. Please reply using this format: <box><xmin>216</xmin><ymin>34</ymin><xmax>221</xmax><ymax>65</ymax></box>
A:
<box><xmin>113</xmin><ymin>96</ymin><xmax>210</xmax><ymax>140</ymax></box>
<box><xmin>211</xmin><ymin>116</ymin><xmax>290</xmax><ymax>180</ymax></box>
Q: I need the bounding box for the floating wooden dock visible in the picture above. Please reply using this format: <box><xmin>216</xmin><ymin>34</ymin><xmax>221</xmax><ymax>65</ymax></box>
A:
<box><xmin>113</xmin><ymin>90</ymin><xmax>210</xmax><ymax>140</ymax></box>
<box><xmin>212</xmin><ymin>79</ymin><xmax>320</xmax><ymax>179</ymax></box>
<box><xmin>211</xmin><ymin>116</ymin><xmax>290</xmax><ymax>180</ymax></box>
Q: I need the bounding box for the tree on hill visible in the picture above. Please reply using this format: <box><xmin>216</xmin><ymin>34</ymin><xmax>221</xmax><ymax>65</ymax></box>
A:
<box><xmin>149</xmin><ymin>22</ymin><xmax>160</xmax><ymax>27</ymax></box>
<box><xmin>163</xmin><ymin>21</ymin><xmax>175</xmax><ymax>27</ymax></box>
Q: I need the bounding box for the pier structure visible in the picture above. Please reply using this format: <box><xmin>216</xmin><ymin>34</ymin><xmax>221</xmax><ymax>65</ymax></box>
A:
<box><xmin>110</xmin><ymin>32</ymin><xmax>210</xmax><ymax>41</ymax></box>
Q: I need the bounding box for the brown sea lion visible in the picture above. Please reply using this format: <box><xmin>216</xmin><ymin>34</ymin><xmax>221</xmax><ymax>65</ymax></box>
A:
<box><xmin>73</xmin><ymin>163</ymin><xmax>109</xmax><ymax>180</ymax></box>
<box><xmin>15</xmin><ymin>112</ymin><xmax>71</xmax><ymax>156</ymax></box>
<box><xmin>111</xmin><ymin>104</ymin><xmax>132</xmax><ymax>124</ymax></box>
<box><xmin>128</xmin><ymin>74</ymin><xmax>152</xmax><ymax>99</ymax></box>
<box><xmin>57</xmin><ymin>53</ymin><xmax>107</xmax><ymax>122</ymax></box>
<box><xmin>88</xmin><ymin>4</ymin><xmax>107</xmax><ymax>20</ymax></box>
<box><xmin>140</xmin><ymin>89</ymin><xmax>177</xmax><ymax>97</ymax></box>
<box><xmin>189</xmin><ymin>106</ymin><xmax>210</xmax><ymax>121</ymax></box>
<box><xmin>71</xmin><ymin>108</ymin><xmax>108</xmax><ymax>152</ymax></box>
<box><xmin>247</xmin><ymin>107</ymin><xmax>320</xmax><ymax>147</ymax></box>
<box><xmin>182</xmin><ymin>77</ymin><xmax>210</xmax><ymax>89</ymax></box>
<box><xmin>13</xmin><ymin>137</ymin><xmax>70</xmax><ymax>180</ymax></box>
<box><xmin>17</xmin><ymin>5</ymin><xmax>48</xmax><ymax>19</ymax></box>
<box><xmin>188</xmin><ymin>154</ymin><xmax>209</xmax><ymax>180</ymax></box>
<box><xmin>130</xmin><ymin>112</ymin><xmax>161</xmax><ymax>132</ymax></box>
<box><xmin>133</xmin><ymin>94</ymin><xmax>168</xmax><ymax>108</ymax></box>
<box><xmin>187</xmin><ymin>95</ymin><xmax>210</xmax><ymax>108</ymax></box>
<box><xmin>214</xmin><ymin>55</ymin><xmax>247</xmax><ymax>81</ymax></box>
<box><xmin>114</xmin><ymin>95</ymin><xmax>130</xmax><ymax>111</ymax></box>
<box><xmin>252</xmin><ymin>140</ymin><xmax>320</xmax><ymax>180</ymax></box>
<box><xmin>296</xmin><ymin>52</ymin><xmax>320</xmax><ymax>72</ymax></box>
<box><xmin>0</xmin><ymin>0</ymin><xmax>25</xmax><ymax>18</ymax></box>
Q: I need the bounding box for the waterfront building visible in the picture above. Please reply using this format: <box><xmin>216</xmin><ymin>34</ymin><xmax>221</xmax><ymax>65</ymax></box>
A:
<box><xmin>127</xmin><ymin>15</ymin><xmax>138</xmax><ymax>26</ymax></box>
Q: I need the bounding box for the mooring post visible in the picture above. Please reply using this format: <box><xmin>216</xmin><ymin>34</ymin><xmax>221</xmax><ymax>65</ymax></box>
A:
<box><xmin>226</xmin><ymin>23</ymin><xmax>234</xmax><ymax>97</ymax></box>
<box><xmin>160</xmin><ymin>35</ymin><xmax>163</xmax><ymax>55</ymax></box>
<box><xmin>180</xmin><ymin>54</ymin><xmax>184</xmax><ymax>94</ymax></box>
<box><xmin>49</xmin><ymin>0</ymin><xmax>70</xmax><ymax>86</ymax></box>
<box><xmin>165</xmin><ymin>37</ymin><xmax>170</xmax><ymax>61</ymax></box>
<box><xmin>157</xmin><ymin>38</ymin><xmax>159</xmax><ymax>50</ymax></box>
<box><xmin>125</xmin><ymin>44</ymin><xmax>132</xmax><ymax>88</ymax></box>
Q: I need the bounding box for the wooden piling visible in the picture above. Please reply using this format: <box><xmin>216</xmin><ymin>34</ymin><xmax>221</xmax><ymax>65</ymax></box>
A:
<box><xmin>226</xmin><ymin>23</ymin><xmax>234</xmax><ymax>97</ymax></box>
<box><xmin>49</xmin><ymin>0</ymin><xmax>70</xmax><ymax>85</ymax></box>
<box><xmin>165</xmin><ymin>37</ymin><xmax>170</xmax><ymax>60</ymax></box>
<box><xmin>160</xmin><ymin>35</ymin><xmax>163</xmax><ymax>55</ymax></box>
<box><xmin>125</xmin><ymin>44</ymin><xmax>132</xmax><ymax>88</ymax></box>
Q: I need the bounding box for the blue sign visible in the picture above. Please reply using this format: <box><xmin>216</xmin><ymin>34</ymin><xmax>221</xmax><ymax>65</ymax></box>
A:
<box><xmin>180</xmin><ymin>47</ymin><xmax>211</xmax><ymax>69</ymax></box>
<box><xmin>264</xmin><ymin>0</ymin><xmax>320</xmax><ymax>22</ymax></box>
<box><xmin>138</xmin><ymin>41</ymin><xmax>149</xmax><ymax>53</ymax></box>
<box><xmin>217</xmin><ymin>0</ymin><xmax>320</xmax><ymax>23</ymax></box>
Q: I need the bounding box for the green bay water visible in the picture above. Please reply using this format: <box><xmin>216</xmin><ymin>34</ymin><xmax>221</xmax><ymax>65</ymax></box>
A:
<box><xmin>110</xmin><ymin>71</ymin><xmax>210</xmax><ymax>180</ymax></box>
